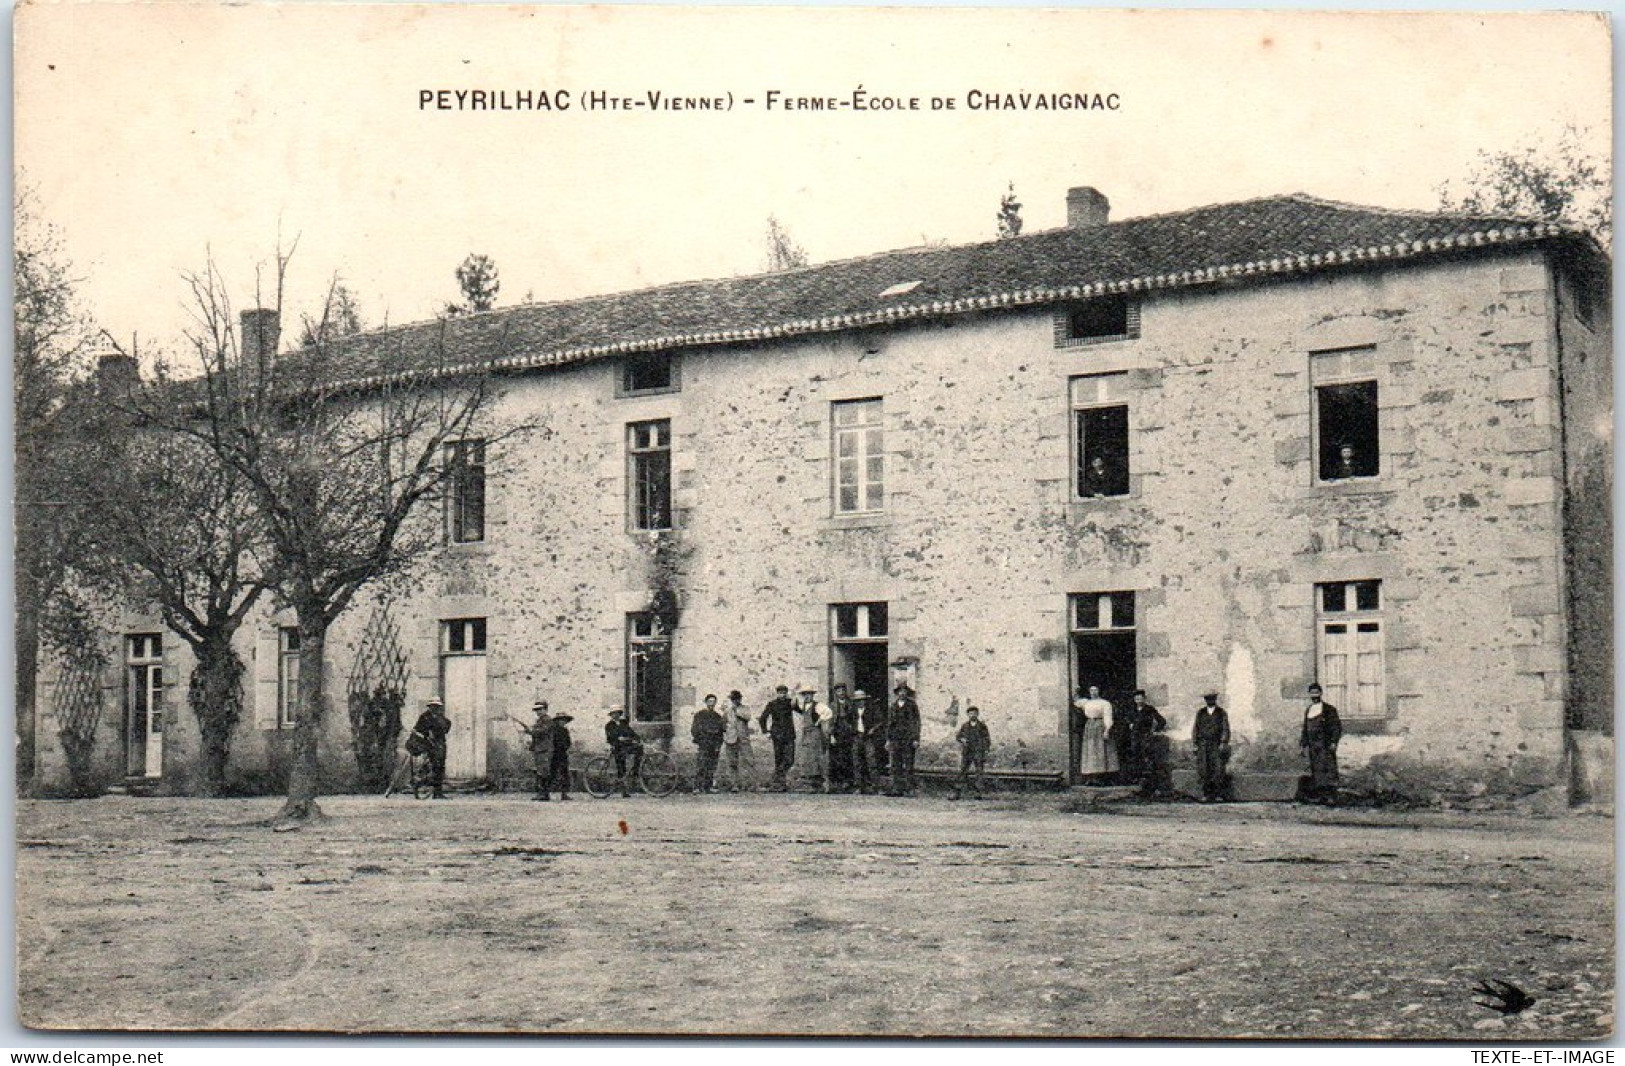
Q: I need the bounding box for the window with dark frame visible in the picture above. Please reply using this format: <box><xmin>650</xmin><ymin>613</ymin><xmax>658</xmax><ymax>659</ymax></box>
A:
<box><xmin>1071</xmin><ymin>374</ymin><xmax>1131</xmax><ymax>499</ymax></box>
<box><xmin>1311</xmin><ymin>347</ymin><xmax>1379</xmax><ymax>482</ymax></box>
<box><xmin>1315</xmin><ymin>580</ymin><xmax>1386</xmax><ymax>719</ymax></box>
<box><xmin>628</xmin><ymin>420</ymin><xmax>673</xmax><ymax>531</ymax></box>
<box><xmin>832</xmin><ymin>602</ymin><xmax>889</xmax><ymax>640</ymax></box>
<box><xmin>627</xmin><ymin>613</ymin><xmax>673</xmax><ymax>723</ymax></box>
<box><xmin>1074</xmin><ymin>591</ymin><xmax>1135</xmax><ymax>632</ymax></box>
<box><xmin>445</xmin><ymin>439</ymin><xmax>486</xmax><ymax>543</ymax></box>
<box><xmin>621</xmin><ymin>352</ymin><xmax>677</xmax><ymax>395</ymax></box>
<box><xmin>443</xmin><ymin>617</ymin><xmax>487</xmax><ymax>654</ymax></box>
<box><xmin>1055</xmin><ymin>296</ymin><xmax>1140</xmax><ymax>347</ymax></box>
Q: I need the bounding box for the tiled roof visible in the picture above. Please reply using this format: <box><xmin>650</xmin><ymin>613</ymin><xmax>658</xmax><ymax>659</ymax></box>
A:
<box><xmin>322</xmin><ymin>194</ymin><xmax>1579</xmax><ymax>387</ymax></box>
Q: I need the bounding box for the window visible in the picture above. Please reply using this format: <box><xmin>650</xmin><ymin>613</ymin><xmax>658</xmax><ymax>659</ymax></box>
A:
<box><xmin>445</xmin><ymin>439</ymin><xmax>486</xmax><ymax>543</ymax></box>
<box><xmin>125</xmin><ymin>634</ymin><xmax>164</xmax><ymax>778</ymax></box>
<box><xmin>1073</xmin><ymin>591</ymin><xmax>1135</xmax><ymax>632</ymax></box>
<box><xmin>620</xmin><ymin>352</ymin><xmax>678</xmax><ymax>395</ymax></box>
<box><xmin>832</xmin><ymin>602</ymin><xmax>889</xmax><ymax>640</ymax></box>
<box><xmin>277</xmin><ymin>627</ymin><xmax>301</xmax><ymax>729</ymax></box>
<box><xmin>628</xmin><ymin>420</ymin><xmax>672</xmax><ymax>531</ymax></box>
<box><xmin>443</xmin><ymin>617</ymin><xmax>487</xmax><ymax>653</ymax></box>
<box><xmin>1312</xmin><ymin>347</ymin><xmax>1379</xmax><ymax>481</ymax></box>
<box><xmin>830</xmin><ymin>602</ymin><xmax>890</xmax><ymax>699</ymax></box>
<box><xmin>1071</xmin><ymin>374</ymin><xmax>1131</xmax><ymax>498</ymax></box>
<box><xmin>627</xmin><ymin>613</ymin><xmax>673</xmax><ymax>723</ymax></box>
<box><xmin>832</xmin><ymin>399</ymin><xmax>884</xmax><ymax>514</ymax></box>
<box><xmin>1055</xmin><ymin>296</ymin><xmax>1140</xmax><ymax>347</ymax></box>
<box><xmin>1315</xmin><ymin>580</ymin><xmax>1386</xmax><ymax>719</ymax></box>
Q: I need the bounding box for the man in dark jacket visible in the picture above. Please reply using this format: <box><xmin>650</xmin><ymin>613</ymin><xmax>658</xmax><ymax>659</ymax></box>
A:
<box><xmin>953</xmin><ymin>705</ymin><xmax>992</xmax><ymax>799</ymax></box>
<box><xmin>860</xmin><ymin>688</ymin><xmax>889</xmax><ymax>791</ymax></box>
<box><xmin>605</xmin><ymin>707</ymin><xmax>644</xmax><ymax>798</ymax></box>
<box><xmin>409</xmin><ymin>697</ymin><xmax>453</xmax><ymax>799</ymax></box>
<box><xmin>514</xmin><ymin>699</ymin><xmax>554</xmax><ymax>800</ymax></box>
<box><xmin>1299</xmin><ymin>683</ymin><xmax>1343</xmax><ymax>804</ymax></box>
<box><xmin>1192</xmin><ymin>691</ymin><xmax>1231</xmax><ymax>802</ymax></box>
<box><xmin>828</xmin><ymin>684</ymin><xmax>858</xmax><ymax>791</ymax></box>
<box><xmin>691</xmin><ymin>693</ymin><xmax>726</xmax><ymax>793</ymax></box>
<box><xmin>758</xmin><ymin>684</ymin><xmax>797</xmax><ymax>791</ymax></box>
<box><xmin>1128</xmin><ymin>689</ymin><xmax>1171</xmax><ymax>797</ymax></box>
<box><xmin>886</xmin><ymin>683</ymin><xmax>922</xmax><ymax>797</ymax></box>
<box><xmin>547</xmin><ymin>712</ymin><xmax>574</xmax><ymax>800</ymax></box>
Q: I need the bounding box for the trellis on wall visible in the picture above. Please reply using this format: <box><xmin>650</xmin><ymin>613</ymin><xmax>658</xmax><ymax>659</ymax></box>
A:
<box><xmin>53</xmin><ymin>647</ymin><xmax>107</xmax><ymax>796</ymax></box>
<box><xmin>347</xmin><ymin>603</ymin><xmax>410</xmax><ymax>789</ymax></box>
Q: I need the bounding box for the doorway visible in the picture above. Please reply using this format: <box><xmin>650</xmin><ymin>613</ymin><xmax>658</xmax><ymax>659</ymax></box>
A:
<box><xmin>1068</xmin><ymin>592</ymin><xmax>1137</xmax><ymax>783</ymax></box>
<box><xmin>440</xmin><ymin>618</ymin><xmax>488</xmax><ymax>779</ymax></box>
<box><xmin>124</xmin><ymin>633</ymin><xmax>164</xmax><ymax>779</ymax></box>
<box><xmin>830</xmin><ymin>602</ymin><xmax>889</xmax><ymax>701</ymax></box>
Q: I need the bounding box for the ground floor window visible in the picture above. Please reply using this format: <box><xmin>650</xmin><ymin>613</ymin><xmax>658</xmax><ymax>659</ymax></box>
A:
<box><xmin>277</xmin><ymin>627</ymin><xmax>301</xmax><ymax>729</ymax></box>
<box><xmin>1315</xmin><ymin>580</ymin><xmax>1386</xmax><ymax>718</ymax></box>
<box><xmin>627</xmin><ymin>613</ymin><xmax>673</xmax><ymax>723</ymax></box>
<box><xmin>124</xmin><ymin>633</ymin><xmax>164</xmax><ymax>778</ymax></box>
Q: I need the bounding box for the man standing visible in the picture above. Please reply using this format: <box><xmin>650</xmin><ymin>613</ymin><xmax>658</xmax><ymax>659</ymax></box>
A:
<box><xmin>758</xmin><ymin>684</ymin><xmax>798</xmax><ymax>791</ymax></box>
<box><xmin>408</xmin><ymin>697</ymin><xmax>453</xmax><ymax>799</ymax></box>
<box><xmin>721</xmin><ymin>690</ymin><xmax>753</xmax><ymax>791</ymax></box>
<box><xmin>547</xmin><ymin>711</ymin><xmax>574</xmax><ymax>800</ymax></box>
<box><xmin>886</xmin><ymin>682</ymin><xmax>921</xmax><ymax>797</ymax></box>
<box><xmin>1299</xmin><ymin>683</ymin><xmax>1343</xmax><ymax>805</ymax></box>
<box><xmin>861</xmin><ymin>688</ymin><xmax>890</xmax><ymax>792</ymax></box>
<box><xmin>828</xmin><ymin>683</ymin><xmax>858</xmax><ymax>792</ymax></box>
<box><xmin>1192</xmin><ymin>691</ymin><xmax>1231</xmax><ymax>803</ymax></box>
<box><xmin>691</xmin><ymin>693</ymin><xmax>726</xmax><ymax>793</ymax></box>
<box><xmin>605</xmin><ymin>706</ymin><xmax>644</xmax><ymax>798</ymax></box>
<box><xmin>848</xmin><ymin>690</ymin><xmax>873</xmax><ymax>793</ymax></box>
<box><xmin>1128</xmin><ymin>689</ymin><xmax>1171</xmax><ymax>797</ymax></box>
<box><xmin>953</xmin><ymin>705</ymin><xmax>992</xmax><ymax>799</ymax></box>
<box><xmin>514</xmin><ymin>699</ymin><xmax>554</xmax><ymax>801</ymax></box>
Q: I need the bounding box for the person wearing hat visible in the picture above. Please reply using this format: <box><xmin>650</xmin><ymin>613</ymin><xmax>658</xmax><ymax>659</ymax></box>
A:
<box><xmin>860</xmin><ymin>687</ymin><xmax>890</xmax><ymax>791</ymax></box>
<box><xmin>605</xmin><ymin>706</ymin><xmax>644</xmax><ymax>797</ymax></box>
<box><xmin>408</xmin><ymin>697</ymin><xmax>453</xmax><ymax>799</ymax></box>
<box><xmin>885</xmin><ymin>682</ymin><xmax>921</xmax><ymax>797</ymax></box>
<box><xmin>848</xmin><ymin>689</ymin><xmax>875</xmax><ymax>793</ymax></box>
<box><xmin>690</xmin><ymin>693</ymin><xmax>726</xmax><ymax>793</ymax></box>
<box><xmin>1299</xmin><ymin>683</ymin><xmax>1342</xmax><ymax>805</ymax></box>
<box><xmin>953</xmin><ymin>705</ymin><xmax>992</xmax><ymax>800</ymax></box>
<box><xmin>1129</xmin><ymin>689</ymin><xmax>1171</xmax><ymax>798</ymax></box>
<box><xmin>758</xmin><ymin>684</ymin><xmax>798</xmax><ymax>791</ymax></box>
<box><xmin>720</xmin><ymin>690</ymin><xmax>754</xmax><ymax>792</ymax></box>
<box><xmin>794</xmin><ymin>684</ymin><xmax>830</xmax><ymax>792</ymax></box>
<box><xmin>513</xmin><ymin>700</ymin><xmax>555</xmax><ymax>801</ymax></box>
<box><xmin>1191</xmin><ymin>691</ymin><xmax>1231</xmax><ymax>802</ymax></box>
<box><xmin>546</xmin><ymin>709</ymin><xmax>575</xmax><ymax>800</ymax></box>
<box><xmin>828</xmin><ymin>684</ymin><xmax>860</xmax><ymax>792</ymax></box>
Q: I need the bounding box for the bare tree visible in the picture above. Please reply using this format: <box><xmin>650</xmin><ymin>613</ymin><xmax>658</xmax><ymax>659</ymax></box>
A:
<box><xmin>764</xmin><ymin>215</ymin><xmax>808</xmax><ymax>272</ymax></box>
<box><xmin>297</xmin><ymin>279</ymin><xmax>363</xmax><ymax>348</ymax></box>
<box><xmin>158</xmin><ymin>252</ymin><xmax>508</xmax><ymax>821</ymax></box>
<box><xmin>1438</xmin><ymin>125</ymin><xmax>1611</xmax><ymax>249</ymax></box>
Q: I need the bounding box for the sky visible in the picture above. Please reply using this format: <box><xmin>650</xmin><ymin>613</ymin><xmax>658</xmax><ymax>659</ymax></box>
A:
<box><xmin>13</xmin><ymin>5</ymin><xmax>1613</xmax><ymax>362</ymax></box>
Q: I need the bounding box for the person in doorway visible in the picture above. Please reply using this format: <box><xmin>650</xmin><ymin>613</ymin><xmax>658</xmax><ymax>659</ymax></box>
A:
<box><xmin>1128</xmin><ymin>690</ymin><xmax>1171</xmax><ymax>797</ymax></box>
<box><xmin>759</xmin><ymin>684</ymin><xmax>798</xmax><ymax>791</ymax></box>
<box><xmin>721</xmin><ymin>690</ymin><xmax>754</xmax><ymax>791</ymax></box>
<box><xmin>1299</xmin><ymin>683</ymin><xmax>1343</xmax><ymax>805</ymax></box>
<box><xmin>953</xmin><ymin>706</ymin><xmax>992</xmax><ymax>800</ymax></box>
<box><xmin>605</xmin><ymin>706</ymin><xmax>644</xmax><ymax>798</ymax></box>
<box><xmin>1074</xmin><ymin>684</ymin><xmax>1117</xmax><ymax>782</ymax></box>
<box><xmin>848</xmin><ymin>690</ymin><xmax>873</xmax><ymax>793</ymax></box>
<box><xmin>829</xmin><ymin>684</ymin><xmax>859</xmax><ymax>792</ymax></box>
<box><xmin>885</xmin><ymin>683</ymin><xmax>921</xmax><ymax>796</ymax></box>
<box><xmin>861</xmin><ymin>687</ymin><xmax>890</xmax><ymax>792</ymax></box>
<box><xmin>514</xmin><ymin>699</ymin><xmax>554</xmax><ymax>800</ymax></box>
<box><xmin>691</xmin><ymin>693</ymin><xmax>726</xmax><ymax>793</ymax></box>
<box><xmin>794</xmin><ymin>684</ymin><xmax>830</xmax><ymax>792</ymax></box>
<box><xmin>546</xmin><ymin>711</ymin><xmax>574</xmax><ymax>800</ymax></box>
<box><xmin>408</xmin><ymin>697</ymin><xmax>452</xmax><ymax>799</ymax></box>
<box><xmin>1192</xmin><ymin>691</ymin><xmax>1231</xmax><ymax>802</ymax></box>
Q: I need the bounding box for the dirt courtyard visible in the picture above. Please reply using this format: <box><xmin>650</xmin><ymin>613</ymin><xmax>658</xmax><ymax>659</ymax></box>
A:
<box><xmin>15</xmin><ymin>791</ymin><xmax>1615</xmax><ymax>1038</ymax></box>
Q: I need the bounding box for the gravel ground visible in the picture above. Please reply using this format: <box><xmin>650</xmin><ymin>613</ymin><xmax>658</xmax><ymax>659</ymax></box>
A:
<box><xmin>15</xmin><ymin>792</ymin><xmax>1615</xmax><ymax>1038</ymax></box>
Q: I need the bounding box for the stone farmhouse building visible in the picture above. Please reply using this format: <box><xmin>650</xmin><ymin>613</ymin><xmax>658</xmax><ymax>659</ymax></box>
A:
<box><xmin>32</xmin><ymin>188</ymin><xmax>1612</xmax><ymax>796</ymax></box>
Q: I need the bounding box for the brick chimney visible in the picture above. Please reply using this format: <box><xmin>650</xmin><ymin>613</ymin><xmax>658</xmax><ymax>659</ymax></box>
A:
<box><xmin>95</xmin><ymin>352</ymin><xmax>139</xmax><ymax>399</ymax></box>
<box><xmin>240</xmin><ymin>308</ymin><xmax>280</xmax><ymax>362</ymax></box>
<box><xmin>1066</xmin><ymin>186</ymin><xmax>1110</xmax><ymax>229</ymax></box>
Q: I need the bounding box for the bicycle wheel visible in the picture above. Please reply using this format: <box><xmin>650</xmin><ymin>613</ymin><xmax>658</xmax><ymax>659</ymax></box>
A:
<box><xmin>639</xmin><ymin>750</ymin><xmax>681</xmax><ymax>797</ymax></box>
<box><xmin>411</xmin><ymin>756</ymin><xmax>433</xmax><ymax>800</ymax></box>
<box><xmin>583</xmin><ymin>756</ymin><xmax>616</xmax><ymax>799</ymax></box>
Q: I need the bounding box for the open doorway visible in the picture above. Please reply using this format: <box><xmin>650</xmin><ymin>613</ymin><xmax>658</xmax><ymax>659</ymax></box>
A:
<box><xmin>830</xmin><ymin>602</ymin><xmax>888</xmax><ymax>700</ymax></box>
<box><xmin>1069</xmin><ymin>592</ymin><xmax>1137</xmax><ymax>783</ymax></box>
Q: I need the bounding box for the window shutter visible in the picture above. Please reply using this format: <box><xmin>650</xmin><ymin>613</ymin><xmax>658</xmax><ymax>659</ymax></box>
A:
<box><xmin>252</xmin><ymin>630</ymin><xmax>279</xmax><ymax>730</ymax></box>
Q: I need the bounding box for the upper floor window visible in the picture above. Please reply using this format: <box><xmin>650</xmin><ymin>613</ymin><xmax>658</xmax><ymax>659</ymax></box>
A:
<box><xmin>620</xmin><ymin>352</ymin><xmax>679</xmax><ymax>396</ymax></box>
<box><xmin>628</xmin><ymin>420</ymin><xmax>673</xmax><ymax>531</ymax></box>
<box><xmin>445</xmin><ymin>439</ymin><xmax>486</xmax><ymax>543</ymax></box>
<box><xmin>832</xmin><ymin>399</ymin><xmax>885</xmax><ymax>515</ymax></box>
<box><xmin>1312</xmin><ymin>347</ymin><xmax>1379</xmax><ymax>482</ymax></box>
<box><xmin>1055</xmin><ymin>296</ymin><xmax>1140</xmax><ymax>347</ymax></box>
<box><xmin>1071</xmin><ymin>373</ymin><xmax>1130</xmax><ymax>499</ymax></box>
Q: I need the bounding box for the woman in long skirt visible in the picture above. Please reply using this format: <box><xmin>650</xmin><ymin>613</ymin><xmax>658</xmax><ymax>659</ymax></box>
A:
<box><xmin>1075</xmin><ymin>685</ymin><xmax>1118</xmax><ymax>779</ymax></box>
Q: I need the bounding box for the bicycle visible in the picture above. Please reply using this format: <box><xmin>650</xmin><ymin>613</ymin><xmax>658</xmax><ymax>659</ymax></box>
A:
<box><xmin>383</xmin><ymin>749</ymin><xmax>435</xmax><ymax>799</ymax></box>
<box><xmin>583</xmin><ymin>747</ymin><xmax>681</xmax><ymax>798</ymax></box>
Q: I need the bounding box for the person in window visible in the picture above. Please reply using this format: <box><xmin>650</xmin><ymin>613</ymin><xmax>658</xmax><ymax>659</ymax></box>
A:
<box><xmin>1332</xmin><ymin>443</ymin><xmax>1360</xmax><ymax>480</ymax></box>
<box><xmin>952</xmin><ymin>706</ymin><xmax>992</xmax><ymax>800</ymax></box>
<box><xmin>690</xmin><ymin>693</ymin><xmax>726</xmax><ymax>793</ymax></box>
<box><xmin>758</xmin><ymin>684</ymin><xmax>798</xmax><ymax>792</ymax></box>
<box><xmin>408</xmin><ymin>697</ymin><xmax>452</xmax><ymax>799</ymax></box>
<box><xmin>885</xmin><ymin>683</ymin><xmax>922</xmax><ymax>797</ymax></box>
<box><xmin>1073</xmin><ymin>684</ymin><xmax>1117</xmax><ymax>782</ymax></box>
<box><xmin>1081</xmin><ymin>454</ymin><xmax>1120</xmax><ymax>498</ymax></box>
<box><xmin>1192</xmin><ymin>691</ymin><xmax>1231</xmax><ymax>803</ymax></box>
<box><xmin>1299</xmin><ymin>683</ymin><xmax>1343</xmax><ymax>805</ymax></box>
<box><xmin>605</xmin><ymin>706</ymin><xmax>644</xmax><ymax>798</ymax></box>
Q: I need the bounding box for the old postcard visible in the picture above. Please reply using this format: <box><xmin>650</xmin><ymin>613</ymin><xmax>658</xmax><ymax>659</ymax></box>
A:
<box><xmin>11</xmin><ymin>4</ymin><xmax>1613</xmax><ymax>1040</ymax></box>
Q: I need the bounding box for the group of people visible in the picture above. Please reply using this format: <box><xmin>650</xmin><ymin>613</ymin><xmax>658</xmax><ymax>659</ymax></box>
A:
<box><xmin>1071</xmin><ymin>683</ymin><xmax>1343</xmax><ymax>804</ymax></box>
<box><xmin>406</xmin><ymin>677</ymin><xmax>1343</xmax><ymax>806</ymax></box>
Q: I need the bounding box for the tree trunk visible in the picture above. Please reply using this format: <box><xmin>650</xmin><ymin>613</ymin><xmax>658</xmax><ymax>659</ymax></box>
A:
<box><xmin>277</xmin><ymin>614</ymin><xmax>328</xmax><ymax>822</ymax></box>
<box><xmin>188</xmin><ymin>636</ymin><xmax>245</xmax><ymax>798</ymax></box>
<box><xmin>15</xmin><ymin>581</ymin><xmax>40</xmax><ymax>789</ymax></box>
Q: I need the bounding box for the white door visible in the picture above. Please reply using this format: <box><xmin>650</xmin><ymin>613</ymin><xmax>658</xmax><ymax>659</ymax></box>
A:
<box><xmin>441</xmin><ymin>654</ymin><xmax>487</xmax><ymax>779</ymax></box>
